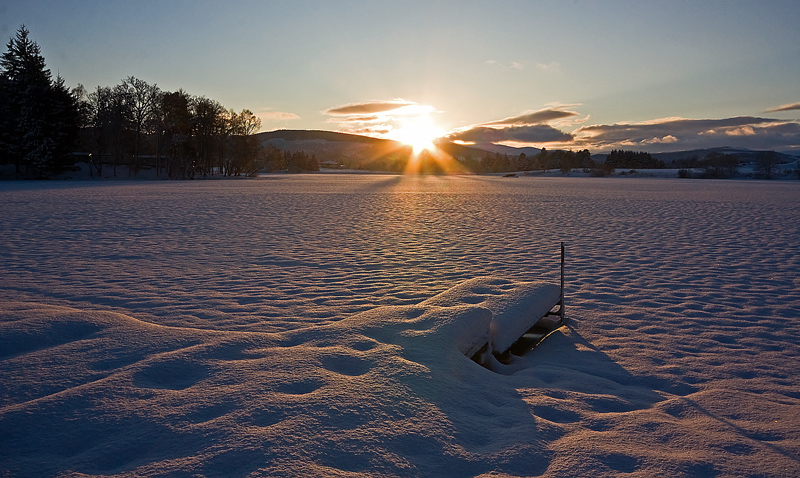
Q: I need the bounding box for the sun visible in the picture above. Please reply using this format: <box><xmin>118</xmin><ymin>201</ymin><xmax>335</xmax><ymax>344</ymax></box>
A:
<box><xmin>393</xmin><ymin>115</ymin><xmax>443</xmax><ymax>154</ymax></box>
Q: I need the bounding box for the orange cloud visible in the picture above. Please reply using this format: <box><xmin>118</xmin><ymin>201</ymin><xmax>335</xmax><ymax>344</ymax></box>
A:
<box><xmin>324</xmin><ymin>99</ymin><xmax>418</xmax><ymax>116</ymax></box>
<box><xmin>483</xmin><ymin>107</ymin><xmax>580</xmax><ymax>126</ymax></box>
<box><xmin>445</xmin><ymin>106</ymin><xmax>579</xmax><ymax>145</ymax></box>
<box><xmin>323</xmin><ymin>99</ymin><xmax>440</xmax><ymax>141</ymax></box>
<box><xmin>765</xmin><ymin>102</ymin><xmax>800</xmax><ymax>113</ymax></box>
<box><xmin>571</xmin><ymin>117</ymin><xmax>800</xmax><ymax>152</ymax></box>
<box><xmin>259</xmin><ymin>111</ymin><xmax>300</xmax><ymax>121</ymax></box>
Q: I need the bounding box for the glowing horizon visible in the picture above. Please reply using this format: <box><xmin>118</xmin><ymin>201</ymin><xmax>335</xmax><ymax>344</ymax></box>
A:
<box><xmin>390</xmin><ymin>113</ymin><xmax>445</xmax><ymax>154</ymax></box>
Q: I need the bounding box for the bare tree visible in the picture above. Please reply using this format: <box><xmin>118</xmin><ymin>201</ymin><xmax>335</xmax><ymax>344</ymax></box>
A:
<box><xmin>160</xmin><ymin>90</ymin><xmax>193</xmax><ymax>178</ymax></box>
<box><xmin>221</xmin><ymin>109</ymin><xmax>262</xmax><ymax>176</ymax></box>
<box><xmin>86</xmin><ymin>84</ymin><xmax>134</xmax><ymax>177</ymax></box>
<box><xmin>755</xmin><ymin>151</ymin><xmax>779</xmax><ymax>179</ymax></box>
<box><xmin>191</xmin><ymin>96</ymin><xmax>225</xmax><ymax>176</ymax></box>
<box><xmin>122</xmin><ymin>76</ymin><xmax>161</xmax><ymax>176</ymax></box>
<box><xmin>235</xmin><ymin>109</ymin><xmax>261</xmax><ymax>136</ymax></box>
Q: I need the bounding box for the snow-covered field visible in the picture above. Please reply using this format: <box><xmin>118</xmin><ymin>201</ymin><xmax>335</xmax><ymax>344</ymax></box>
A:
<box><xmin>1</xmin><ymin>175</ymin><xmax>799</xmax><ymax>477</ymax></box>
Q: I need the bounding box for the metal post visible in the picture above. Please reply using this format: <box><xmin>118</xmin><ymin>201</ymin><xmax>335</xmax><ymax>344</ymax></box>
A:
<box><xmin>560</xmin><ymin>242</ymin><xmax>565</xmax><ymax>323</ymax></box>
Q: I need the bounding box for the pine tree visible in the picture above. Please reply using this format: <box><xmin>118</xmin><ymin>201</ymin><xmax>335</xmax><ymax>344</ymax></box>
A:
<box><xmin>46</xmin><ymin>75</ymin><xmax>81</xmax><ymax>172</ymax></box>
<box><xmin>0</xmin><ymin>26</ymin><xmax>80</xmax><ymax>176</ymax></box>
<box><xmin>0</xmin><ymin>68</ymin><xmax>12</xmax><ymax>166</ymax></box>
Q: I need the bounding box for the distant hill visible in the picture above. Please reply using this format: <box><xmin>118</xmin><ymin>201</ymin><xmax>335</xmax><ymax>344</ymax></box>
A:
<box><xmin>256</xmin><ymin>129</ymin><xmax>493</xmax><ymax>162</ymax></box>
<box><xmin>254</xmin><ymin>130</ymin><xmax>402</xmax><ymax>167</ymax></box>
<box><xmin>433</xmin><ymin>140</ymin><xmax>497</xmax><ymax>160</ymax></box>
<box><xmin>255</xmin><ymin>129</ymin><xmax>389</xmax><ymax>144</ymax></box>
<box><xmin>256</xmin><ymin>130</ymin><xmax>797</xmax><ymax>167</ymax></box>
<box><xmin>591</xmin><ymin>147</ymin><xmax>798</xmax><ymax>165</ymax></box>
<box><xmin>464</xmin><ymin>142</ymin><xmax>541</xmax><ymax>157</ymax></box>
<box><xmin>780</xmin><ymin>150</ymin><xmax>800</xmax><ymax>159</ymax></box>
<box><xmin>651</xmin><ymin>147</ymin><xmax>798</xmax><ymax>165</ymax></box>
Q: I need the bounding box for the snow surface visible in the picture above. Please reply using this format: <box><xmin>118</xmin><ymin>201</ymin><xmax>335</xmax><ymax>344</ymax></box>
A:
<box><xmin>1</xmin><ymin>175</ymin><xmax>799</xmax><ymax>477</ymax></box>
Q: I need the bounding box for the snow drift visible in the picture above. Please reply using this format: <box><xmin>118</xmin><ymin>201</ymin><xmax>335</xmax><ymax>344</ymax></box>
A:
<box><xmin>1</xmin><ymin>278</ymin><xmax>566</xmax><ymax>477</ymax></box>
<box><xmin>1</xmin><ymin>176</ymin><xmax>799</xmax><ymax>477</ymax></box>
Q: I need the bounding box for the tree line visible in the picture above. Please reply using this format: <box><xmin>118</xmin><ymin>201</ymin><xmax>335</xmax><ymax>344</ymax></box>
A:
<box><xmin>1</xmin><ymin>26</ymin><xmax>272</xmax><ymax>179</ymax></box>
<box><xmin>75</xmin><ymin>80</ymin><xmax>263</xmax><ymax>178</ymax></box>
<box><xmin>260</xmin><ymin>146</ymin><xmax>320</xmax><ymax>173</ymax></box>
<box><xmin>673</xmin><ymin>151</ymin><xmax>740</xmax><ymax>179</ymax></box>
<box><xmin>457</xmin><ymin>148</ymin><xmax>594</xmax><ymax>174</ymax></box>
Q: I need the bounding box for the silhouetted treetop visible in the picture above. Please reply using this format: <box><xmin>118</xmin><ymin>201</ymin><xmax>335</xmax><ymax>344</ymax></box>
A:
<box><xmin>0</xmin><ymin>25</ymin><xmax>81</xmax><ymax>176</ymax></box>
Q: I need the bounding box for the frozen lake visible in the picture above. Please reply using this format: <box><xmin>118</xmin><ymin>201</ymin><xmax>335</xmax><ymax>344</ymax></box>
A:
<box><xmin>2</xmin><ymin>175</ymin><xmax>799</xmax><ymax>477</ymax></box>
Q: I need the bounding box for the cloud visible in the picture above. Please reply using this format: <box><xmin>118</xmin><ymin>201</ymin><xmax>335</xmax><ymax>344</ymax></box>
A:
<box><xmin>324</xmin><ymin>99</ymin><xmax>800</xmax><ymax>152</ymax></box>
<box><xmin>485</xmin><ymin>60</ymin><xmax>525</xmax><ymax>71</ymax></box>
<box><xmin>326</xmin><ymin>114</ymin><xmax>386</xmax><ymax>124</ymax></box>
<box><xmin>447</xmin><ymin>125</ymin><xmax>573</xmax><ymax>144</ymax></box>
<box><xmin>765</xmin><ymin>102</ymin><xmax>800</xmax><ymax>113</ymax></box>
<box><xmin>324</xmin><ymin>114</ymin><xmax>396</xmax><ymax>137</ymax></box>
<box><xmin>333</xmin><ymin>123</ymin><xmax>393</xmax><ymax>136</ymax></box>
<box><xmin>571</xmin><ymin>116</ymin><xmax>800</xmax><ymax>152</ymax></box>
<box><xmin>576</xmin><ymin>116</ymin><xmax>776</xmax><ymax>143</ymax></box>
<box><xmin>324</xmin><ymin>99</ymin><xmax>418</xmax><ymax>116</ymax></box>
<box><xmin>725</xmin><ymin>126</ymin><xmax>756</xmax><ymax>136</ymax></box>
<box><xmin>444</xmin><ymin>106</ymin><xmax>580</xmax><ymax>145</ymax></box>
<box><xmin>483</xmin><ymin>107</ymin><xmax>580</xmax><ymax>126</ymax></box>
<box><xmin>647</xmin><ymin>135</ymin><xmax>678</xmax><ymax>144</ymax></box>
<box><xmin>259</xmin><ymin>111</ymin><xmax>300</xmax><ymax>121</ymax></box>
<box><xmin>536</xmin><ymin>61</ymin><xmax>561</xmax><ymax>72</ymax></box>
<box><xmin>323</xmin><ymin>98</ymin><xmax>440</xmax><ymax>140</ymax></box>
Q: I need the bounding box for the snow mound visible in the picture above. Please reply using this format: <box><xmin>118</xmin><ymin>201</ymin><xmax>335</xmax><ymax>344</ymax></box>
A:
<box><xmin>420</xmin><ymin>276</ymin><xmax>562</xmax><ymax>354</ymax></box>
<box><xmin>0</xmin><ymin>278</ymin><xmax>566</xmax><ymax>477</ymax></box>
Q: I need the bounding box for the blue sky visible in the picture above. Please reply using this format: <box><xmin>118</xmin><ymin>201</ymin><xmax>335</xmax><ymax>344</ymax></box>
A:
<box><xmin>3</xmin><ymin>0</ymin><xmax>800</xmax><ymax>152</ymax></box>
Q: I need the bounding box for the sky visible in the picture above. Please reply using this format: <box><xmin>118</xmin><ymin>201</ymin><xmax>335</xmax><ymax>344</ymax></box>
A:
<box><xmin>3</xmin><ymin>0</ymin><xmax>800</xmax><ymax>153</ymax></box>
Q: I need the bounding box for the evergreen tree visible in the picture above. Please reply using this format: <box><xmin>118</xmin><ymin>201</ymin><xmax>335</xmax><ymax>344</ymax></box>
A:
<box><xmin>575</xmin><ymin>149</ymin><xmax>593</xmax><ymax>169</ymax></box>
<box><xmin>702</xmin><ymin>151</ymin><xmax>739</xmax><ymax>178</ymax></box>
<box><xmin>0</xmin><ymin>26</ymin><xmax>80</xmax><ymax>176</ymax></box>
<box><xmin>513</xmin><ymin>152</ymin><xmax>530</xmax><ymax>171</ymax></box>
<box><xmin>0</xmin><ymin>67</ymin><xmax>11</xmax><ymax>166</ymax></box>
<box><xmin>558</xmin><ymin>150</ymin><xmax>576</xmax><ymax>174</ymax></box>
<box><xmin>536</xmin><ymin>148</ymin><xmax>550</xmax><ymax>171</ymax></box>
<box><xmin>606</xmin><ymin>149</ymin><xmax>664</xmax><ymax>169</ymax></box>
<box><xmin>45</xmin><ymin>75</ymin><xmax>81</xmax><ymax>173</ymax></box>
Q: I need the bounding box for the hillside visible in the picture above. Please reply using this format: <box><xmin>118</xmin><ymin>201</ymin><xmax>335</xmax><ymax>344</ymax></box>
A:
<box><xmin>255</xmin><ymin>129</ymin><xmax>390</xmax><ymax>144</ymax></box>
<box><xmin>591</xmin><ymin>147</ymin><xmax>798</xmax><ymax>165</ymax></box>
<box><xmin>461</xmin><ymin>142</ymin><xmax>541</xmax><ymax>157</ymax></box>
<box><xmin>256</xmin><ymin>130</ymin><xmax>493</xmax><ymax>166</ymax></box>
<box><xmin>258</xmin><ymin>130</ymin><xmax>797</xmax><ymax>169</ymax></box>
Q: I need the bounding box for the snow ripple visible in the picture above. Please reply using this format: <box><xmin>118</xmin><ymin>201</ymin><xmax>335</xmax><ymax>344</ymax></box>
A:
<box><xmin>2</xmin><ymin>176</ymin><xmax>799</xmax><ymax>477</ymax></box>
